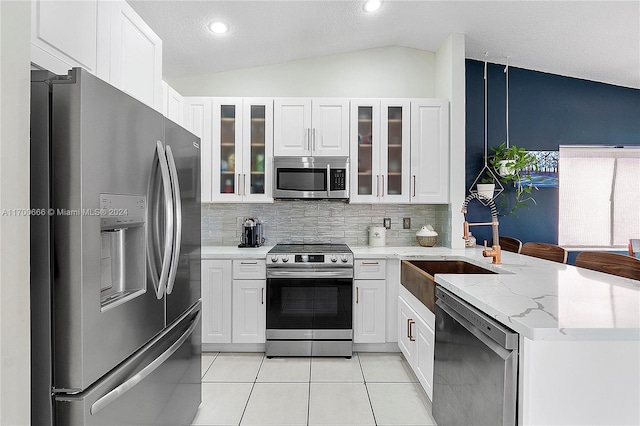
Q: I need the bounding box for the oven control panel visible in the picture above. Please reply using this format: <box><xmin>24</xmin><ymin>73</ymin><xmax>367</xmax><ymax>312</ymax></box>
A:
<box><xmin>267</xmin><ymin>253</ymin><xmax>353</xmax><ymax>266</ymax></box>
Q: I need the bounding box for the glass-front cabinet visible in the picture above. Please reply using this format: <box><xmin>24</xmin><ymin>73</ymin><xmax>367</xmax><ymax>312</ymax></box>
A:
<box><xmin>212</xmin><ymin>98</ymin><xmax>273</xmax><ymax>202</ymax></box>
<box><xmin>350</xmin><ymin>99</ymin><xmax>411</xmax><ymax>203</ymax></box>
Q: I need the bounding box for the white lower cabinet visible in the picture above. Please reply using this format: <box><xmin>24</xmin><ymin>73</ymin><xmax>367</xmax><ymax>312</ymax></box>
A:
<box><xmin>201</xmin><ymin>259</ymin><xmax>266</xmax><ymax>346</ymax></box>
<box><xmin>232</xmin><ymin>279</ymin><xmax>266</xmax><ymax>344</ymax></box>
<box><xmin>398</xmin><ymin>286</ymin><xmax>435</xmax><ymax>400</ymax></box>
<box><xmin>201</xmin><ymin>260</ymin><xmax>232</xmax><ymax>344</ymax></box>
<box><xmin>231</xmin><ymin>260</ymin><xmax>266</xmax><ymax>344</ymax></box>
<box><xmin>353</xmin><ymin>259</ymin><xmax>386</xmax><ymax>343</ymax></box>
<box><xmin>353</xmin><ymin>280</ymin><xmax>386</xmax><ymax>343</ymax></box>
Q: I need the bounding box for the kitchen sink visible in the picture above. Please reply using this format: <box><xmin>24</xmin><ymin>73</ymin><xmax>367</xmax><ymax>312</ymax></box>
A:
<box><xmin>400</xmin><ymin>260</ymin><xmax>496</xmax><ymax>313</ymax></box>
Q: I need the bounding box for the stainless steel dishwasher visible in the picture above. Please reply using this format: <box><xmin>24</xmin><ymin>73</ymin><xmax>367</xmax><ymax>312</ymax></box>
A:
<box><xmin>433</xmin><ymin>287</ymin><xmax>519</xmax><ymax>426</ymax></box>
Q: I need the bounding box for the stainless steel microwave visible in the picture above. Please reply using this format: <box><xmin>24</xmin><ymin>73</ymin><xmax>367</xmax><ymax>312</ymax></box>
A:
<box><xmin>273</xmin><ymin>157</ymin><xmax>349</xmax><ymax>199</ymax></box>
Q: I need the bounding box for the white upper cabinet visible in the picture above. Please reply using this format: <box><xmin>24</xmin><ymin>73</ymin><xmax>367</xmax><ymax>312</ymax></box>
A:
<box><xmin>410</xmin><ymin>99</ymin><xmax>450</xmax><ymax>203</ymax></box>
<box><xmin>31</xmin><ymin>0</ymin><xmax>163</xmax><ymax>112</ymax></box>
<box><xmin>183</xmin><ymin>98</ymin><xmax>213</xmax><ymax>203</ymax></box>
<box><xmin>212</xmin><ymin>98</ymin><xmax>273</xmax><ymax>203</ymax></box>
<box><xmin>311</xmin><ymin>100</ymin><xmax>351</xmax><ymax>156</ymax></box>
<box><xmin>350</xmin><ymin>99</ymin><xmax>411</xmax><ymax>203</ymax></box>
<box><xmin>98</xmin><ymin>0</ymin><xmax>163</xmax><ymax>111</ymax></box>
<box><xmin>162</xmin><ymin>81</ymin><xmax>184</xmax><ymax>125</ymax></box>
<box><xmin>31</xmin><ymin>0</ymin><xmax>99</xmax><ymax>75</ymax></box>
<box><xmin>274</xmin><ymin>98</ymin><xmax>349</xmax><ymax>157</ymax></box>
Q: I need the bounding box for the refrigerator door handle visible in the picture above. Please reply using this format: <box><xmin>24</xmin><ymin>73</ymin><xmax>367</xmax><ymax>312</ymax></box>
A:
<box><xmin>147</xmin><ymin>141</ymin><xmax>174</xmax><ymax>299</ymax></box>
<box><xmin>90</xmin><ymin>309</ymin><xmax>202</xmax><ymax>415</ymax></box>
<box><xmin>164</xmin><ymin>145</ymin><xmax>182</xmax><ymax>295</ymax></box>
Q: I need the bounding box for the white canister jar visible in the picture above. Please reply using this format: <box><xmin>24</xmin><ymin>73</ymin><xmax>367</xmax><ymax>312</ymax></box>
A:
<box><xmin>368</xmin><ymin>226</ymin><xmax>386</xmax><ymax>247</ymax></box>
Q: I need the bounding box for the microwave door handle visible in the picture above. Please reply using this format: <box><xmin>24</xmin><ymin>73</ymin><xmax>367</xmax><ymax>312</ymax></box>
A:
<box><xmin>326</xmin><ymin>164</ymin><xmax>331</xmax><ymax>198</ymax></box>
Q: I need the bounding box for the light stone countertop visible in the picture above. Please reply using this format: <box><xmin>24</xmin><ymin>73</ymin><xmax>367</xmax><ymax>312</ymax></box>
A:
<box><xmin>201</xmin><ymin>245</ymin><xmax>640</xmax><ymax>341</ymax></box>
<box><xmin>201</xmin><ymin>245</ymin><xmax>274</xmax><ymax>259</ymax></box>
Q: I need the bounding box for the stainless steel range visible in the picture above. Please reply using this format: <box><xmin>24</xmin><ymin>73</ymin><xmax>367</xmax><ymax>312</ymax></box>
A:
<box><xmin>266</xmin><ymin>244</ymin><xmax>354</xmax><ymax>357</ymax></box>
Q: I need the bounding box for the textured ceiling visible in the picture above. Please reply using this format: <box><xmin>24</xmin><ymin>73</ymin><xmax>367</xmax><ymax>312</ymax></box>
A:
<box><xmin>128</xmin><ymin>1</ymin><xmax>640</xmax><ymax>89</ymax></box>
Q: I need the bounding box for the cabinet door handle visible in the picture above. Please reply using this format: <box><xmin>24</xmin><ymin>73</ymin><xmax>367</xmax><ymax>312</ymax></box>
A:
<box><xmin>243</xmin><ymin>174</ymin><xmax>247</xmax><ymax>196</ymax></box>
<box><xmin>408</xmin><ymin>319</ymin><xmax>415</xmax><ymax>341</ymax></box>
<box><xmin>313</xmin><ymin>128</ymin><xmax>317</xmax><ymax>152</ymax></box>
<box><xmin>413</xmin><ymin>175</ymin><xmax>416</xmax><ymax>197</ymax></box>
<box><xmin>237</xmin><ymin>173</ymin><xmax>241</xmax><ymax>196</ymax></box>
<box><xmin>356</xmin><ymin>287</ymin><xmax>359</xmax><ymax>304</ymax></box>
<box><xmin>362</xmin><ymin>262</ymin><xmax>379</xmax><ymax>265</ymax></box>
<box><xmin>381</xmin><ymin>175</ymin><xmax>385</xmax><ymax>197</ymax></box>
<box><xmin>376</xmin><ymin>175</ymin><xmax>380</xmax><ymax>197</ymax></box>
<box><xmin>240</xmin><ymin>261</ymin><xmax>258</xmax><ymax>265</ymax></box>
<box><xmin>306</xmin><ymin>128</ymin><xmax>310</xmax><ymax>151</ymax></box>
<box><xmin>261</xmin><ymin>288</ymin><xmax>264</xmax><ymax>305</ymax></box>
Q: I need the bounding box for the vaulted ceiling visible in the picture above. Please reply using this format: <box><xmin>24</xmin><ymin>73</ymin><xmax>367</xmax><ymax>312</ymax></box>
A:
<box><xmin>128</xmin><ymin>1</ymin><xmax>640</xmax><ymax>89</ymax></box>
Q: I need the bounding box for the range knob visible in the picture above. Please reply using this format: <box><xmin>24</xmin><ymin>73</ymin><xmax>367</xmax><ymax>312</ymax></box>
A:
<box><xmin>282</xmin><ymin>256</ymin><xmax>289</xmax><ymax>263</ymax></box>
<box><xmin>271</xmin><ymin>256</ymin><xmax>279</xmax><ymax>263</ymax></box>
<box><xmin>341</xmin><ymin>256</ymin><xmax>349</xmax><ymax>263</ymax></box>
<box><xmin>330</xmin><ymin>256</ymin><xmax>338</xmax><ymax>263</ymax></box>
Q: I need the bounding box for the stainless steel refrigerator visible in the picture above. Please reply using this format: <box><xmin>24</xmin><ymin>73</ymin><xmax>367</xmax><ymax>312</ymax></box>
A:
<box><xmin>30</xmin><ymin>68</ymin><xmax>202</xmax><ymax>425</ymax></box>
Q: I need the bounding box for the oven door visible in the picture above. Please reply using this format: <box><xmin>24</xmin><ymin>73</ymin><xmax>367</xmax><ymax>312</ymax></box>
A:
<box><xmin>266</xmin><ymin>271</ymin><xmax>353</xmax><ymax>333</ymax></box>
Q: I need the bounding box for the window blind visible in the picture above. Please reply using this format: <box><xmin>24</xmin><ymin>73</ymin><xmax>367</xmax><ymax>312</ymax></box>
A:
<box><xmin>558</xmin><ymin>146</ymin><xmax>640</xmax><ymax>247</ymax></box>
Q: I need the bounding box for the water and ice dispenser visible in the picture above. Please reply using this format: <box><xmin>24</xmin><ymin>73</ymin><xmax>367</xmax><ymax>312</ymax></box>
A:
<box><xmin>99</xmin><ymin>194</ymin><xmax>146</xmax><ymax>310</ymax></box>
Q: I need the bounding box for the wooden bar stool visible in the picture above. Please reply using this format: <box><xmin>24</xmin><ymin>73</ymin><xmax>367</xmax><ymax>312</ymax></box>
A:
<box><xmin>494</xmin><ymin>236</ymin><xmax>523</xmax><ymax>254</ymax></box>
<box><xmin>575</xmin><ymin>251</ymin><xmax>640</xmax><ymax>281</ymax></box>
<box><xmin>520</xmin><ymin>242</ymin><xmax>568</xmax><ymax>264</ymax></box>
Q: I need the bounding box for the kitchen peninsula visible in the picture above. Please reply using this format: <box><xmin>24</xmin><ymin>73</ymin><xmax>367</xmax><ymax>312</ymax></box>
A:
<box><xmin>203</xmin><ymin>245</ymin><xmax>640</xmax><ymax>425</ymax></box>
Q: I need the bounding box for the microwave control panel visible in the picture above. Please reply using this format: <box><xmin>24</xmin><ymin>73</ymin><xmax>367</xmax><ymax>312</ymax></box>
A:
<box><xmin>330</xmin><ymin>169</ymin><xmax>346</xmax><ymax>191</ymax></box>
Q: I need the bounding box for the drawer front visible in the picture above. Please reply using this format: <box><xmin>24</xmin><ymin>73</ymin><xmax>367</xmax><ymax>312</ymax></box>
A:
<box><xmin>354</xmin><ymin>259</ymin><xmax>386</xmax><ymax>279</ymax></box>
<box><xmin>232</xmin><ymin>259</ymin><xmax>266</xmax><ymax>280</ymax></box>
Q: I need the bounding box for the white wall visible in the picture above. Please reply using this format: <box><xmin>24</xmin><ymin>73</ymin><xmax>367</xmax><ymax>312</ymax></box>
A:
<box><xmin>0</xmin><ymin>1</ymin><xmax>31</xmax><ymax>425</ymax></box>
<box><xmin>435</xmin><ymin>33</ymin><xmax>466</xmax><ymax>249</ymax></box>
<box><xmin>170</xmin><ymin>45</ymin><xmax>436</xmax><ymax>98</ymax></box>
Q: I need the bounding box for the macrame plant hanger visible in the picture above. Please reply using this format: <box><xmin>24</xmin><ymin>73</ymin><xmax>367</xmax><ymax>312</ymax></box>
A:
<box><xmin>469</xmin><ymin>56</ymin><xmax>503</xmax><ymax>205</ymax></box>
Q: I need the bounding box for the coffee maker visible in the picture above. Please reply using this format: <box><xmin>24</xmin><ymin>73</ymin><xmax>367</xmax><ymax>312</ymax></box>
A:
<box><xmin>239</xmin><ymin>218</ymin><xmax>265</xmax><ymax>247</ymax></box>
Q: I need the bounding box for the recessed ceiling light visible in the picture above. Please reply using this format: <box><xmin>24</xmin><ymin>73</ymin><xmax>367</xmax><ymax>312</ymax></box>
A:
<box><xmin>363</xmin><ymin>0</ymin><xmax>382</xmax><ymax>13</ymax></box>
<box><xmin>208</xmin><ymin>21</ymin><xmax>229</xmax><ymax>35</ymax></box>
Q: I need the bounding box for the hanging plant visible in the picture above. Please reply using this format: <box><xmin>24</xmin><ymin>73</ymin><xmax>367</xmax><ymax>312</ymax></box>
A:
<box><xmin>488</xmin><ymin>142</ymin><xmax>538</xmax><ymax>213</ymax></box>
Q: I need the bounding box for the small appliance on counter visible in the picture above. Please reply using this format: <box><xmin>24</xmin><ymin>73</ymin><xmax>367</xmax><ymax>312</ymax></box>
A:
<box><xmin>239</xmin><ymin>218</ymin><xmax>265</xmax><ymax>247</ymax></box>
<box><xmin>368</xmin><ymin>226</ymin><xmax>386</xmax><ymax>246</ymax></box>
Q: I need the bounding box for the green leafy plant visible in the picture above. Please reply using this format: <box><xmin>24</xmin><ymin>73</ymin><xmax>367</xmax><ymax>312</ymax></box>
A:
<box><xmin>488</xmin><ymin>143</ymin><xmax>538</xmax><ymax>213</ymax></box>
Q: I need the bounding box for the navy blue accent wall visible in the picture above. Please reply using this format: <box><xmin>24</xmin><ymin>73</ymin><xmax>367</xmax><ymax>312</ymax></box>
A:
<box><xmin>465</xmin><ymin>59</ymin><xmax>640</xmax><ymax>252</ymax></box>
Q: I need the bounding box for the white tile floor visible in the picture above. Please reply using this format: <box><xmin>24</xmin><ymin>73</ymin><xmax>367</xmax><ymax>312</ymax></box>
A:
<box><xmin>191</xmin><ymin>352</ymin><xmax>436</xmax><ymax>426</ymax></box>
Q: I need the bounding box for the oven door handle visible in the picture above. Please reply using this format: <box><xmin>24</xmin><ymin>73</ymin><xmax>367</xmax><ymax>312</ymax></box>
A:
<box><xmin>266</xmin><ymin>269</ymin><xmax>353</xmax><ymax>279</ymax></box>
